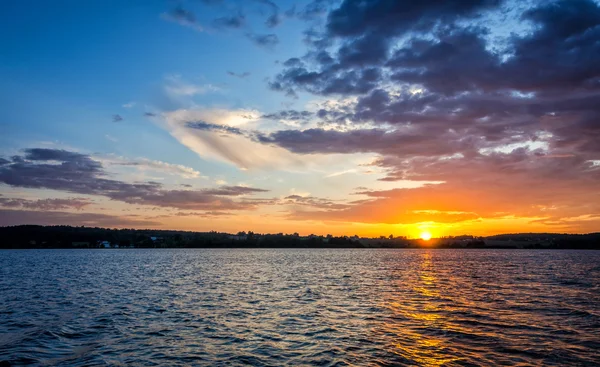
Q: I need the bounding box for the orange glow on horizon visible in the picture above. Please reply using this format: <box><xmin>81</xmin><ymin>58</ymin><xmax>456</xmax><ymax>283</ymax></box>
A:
<box><xmin>420</xmin><ymin>232</ymin><xmax>432</xmax><ymax>241</ymax></box>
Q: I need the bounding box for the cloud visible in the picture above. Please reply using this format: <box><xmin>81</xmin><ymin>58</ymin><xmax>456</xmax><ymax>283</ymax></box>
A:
<box><xmin>252</xmin><ymin>0</ymin><xmax>281</xmax><ymax>27</ymax></box>
<box><xmin>227</xmin><ymin>71</ymin><xmax>251</xmax><ymax>78</ymax></box>
<box><xmin>0</xmin><ymin>196</ymin><xmax>93</xmax><ymax>211</ymax></box>
<box><xmin>213</xmin><ymin>13</ymin><xmax>246</xmax><ymax>29</ymax></box>
<box><xmin>105</xmin><ymin>156</ymin><xmax>202</xmax><ymax>179</ymax></box>
<box><xmin>270</xmin><ymin>0</ymin><xmax>505</xmax><ymax>97</ymax></box>
<box><xmin>246</xmin><ymin>33</ymin><xmax>279</xmax><ymax>49</ymax></box>
<box><xmin>151</xmin><ymin>210</ymin><xmax>234</xmax><ymax>219</ymax></box>
<box><xmin>164</xmin><ymin>75</ymin><xmax>221</xmax><ymax>97</ymax></box>
<box><xmin>162</xmin><ymin>109</ymin><xmax>305</xmax><ymax>170</ymax></box>
<box><xmin>0</xmin><ymin>209</ymin><xmax>160</xmax><ymax>227</ymax></box>
<box><xmin>325</xmin><ymin>168</ymin><xmax>357</xmax><ymax>178</ymax></box>
<box><xmin>261</xmin><ymin>110</ymin><xmax>313</xmax><ymax>124</ymax></box>
<box><xmin>122</xmin><ymin>102</ymin><xmax>135</xmax><ymax>108</ymax></box>
<box><xmin>112</xmin><ymin>114</ymin><xmax>123</xmax><ymax>122</ymax></box>
<box><xmin>162</xmin><ymin>6</ymin><xmax>204</xmax><ymax>32</ymax></box>
<box><xmin>282</xmin><ymin>147</ymin><xmax>600</xmax><ymax>228</ymax></box>
<box><xmin>186</xmin><ymin>121</ymin><xmax>244</xmax><ymax>135</ymax></box>
<box><xmin>251</xmin><ymin>0</ymin><xmax>600</xmax><ymax>232</ymax></box>
<box><xmin>265</xmin><ymin>13</ymin><xmax>282</xmax><ymax>28</ymax></box>
<box><xmin>0</xmin><ymin>148</ymin><xmax>271</xmax><ymax>211</ymax></box>
<box><xmin>257</xmin><ymin>127</ymin><xmax>466</xmax><ymax>157</ymax></box>
<box><xmin>282</xmin><ymin>194</ymin><xmax>350</xmax><ymax>210</ymax></box>
<box><xmin>326</xmin><ymin>0</ymin><xmax>502</xmax><ymax>38</ymax></box>
<box><xmin>203</xmin><ymin>186</ymin><xmax>268</xmax><ymax>195</ymax></box>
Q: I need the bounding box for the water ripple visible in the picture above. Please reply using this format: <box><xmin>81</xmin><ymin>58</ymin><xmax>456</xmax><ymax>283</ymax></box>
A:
<box><xmin>1</xmin><ymin>249</ymin><xmax>599</xmax><ymax>366</ymax></box>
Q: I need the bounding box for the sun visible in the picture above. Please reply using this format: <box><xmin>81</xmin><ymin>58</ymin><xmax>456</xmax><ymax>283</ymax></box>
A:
<box><xmin>420</xmin><ymin>232</ymin><xmax>432</xmax><ymax>241</ymax></box>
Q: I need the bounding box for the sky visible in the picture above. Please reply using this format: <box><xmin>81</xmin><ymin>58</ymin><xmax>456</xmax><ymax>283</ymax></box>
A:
<box><xmin>1</xmin><ymin>0</ymin><xmax>599</xmax><ymax>238</ymax></box>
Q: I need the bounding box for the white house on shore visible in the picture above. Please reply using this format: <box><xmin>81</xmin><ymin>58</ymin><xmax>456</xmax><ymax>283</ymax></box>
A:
<box><xmin>98</xmin><ymin>241</ymin><xmax>118</xmax><ymax>248</ymax></box>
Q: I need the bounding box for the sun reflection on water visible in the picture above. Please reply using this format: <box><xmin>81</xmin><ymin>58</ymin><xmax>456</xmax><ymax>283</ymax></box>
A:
<box><xmin>380</xmin><ymin>251</ymin><xmax>467</xmax><ymax>366</ymax></box>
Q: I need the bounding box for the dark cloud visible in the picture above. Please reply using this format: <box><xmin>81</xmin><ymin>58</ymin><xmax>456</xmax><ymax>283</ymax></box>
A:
<box><xmin>112</xmin><ymin>114</ymin><xmax>123</xmax><ymax>122</ymax></box>
<box><xmin>203</xmin><ymin>186</ymin><xmax>268</xmax><ymax>196</ymax></box>
<box><xmin>162</xmin><ymin>5</ymin><xmax>204</xmax><ymax>31</ymax></box>
<box><xmin>387</xmin><ymin>28</ymin><xmax>500</xmax><ymax>95</ymax></box>
<box><xmin>186</xmin><ymin>121</ymin><xmax>243</xmax><ymax>135</ymax></box>
<box><xmin>0</xmin><ymin>196</ymin><xmax>92</xmax><ymax>211</ymax></box>
<box><xmin>0</xmin><ymin>148</ymin><xmax>269</xmax><ymax>211</ymax></box>
<box><xmin>213</xmin><ymin>14</ymin><xmax>246</xmax><ymax>29</ymax></box>
<box><xmin>24</xmin><ymin>148</ymin><xmax>91</xmax><ymax>162</ymax></box>
<box><xmin>149</xmin><ymin>210</ymin><xmax>234</xmax><ymax>220</ymax></box>
<box><xmin>227</xmin><ymin>71</ymin><xmax>251</xmax><ymax>78</ymax></box>
<box><xmin>261</xmin><ymin>110</ymin><xmax>313</xmax><ymax>123</ymax></box>
<box><xmin>284</xmin><ymin>5</ymin><xmax>296</xmax><ymax>18</ymax></box>
<box><xmin>297</xmin><ymin>0</ymin><xmax>336</xmax><ymax>21</ymax></box>
<box><xmin>265</xmin><ymin>13</ymin><xmax>282</xmax><ymax>28</ymax></box>
<box><xmin>326</xmin><ymin>0</ymin><xmax>502</xmax><ymax>38</ymax></box>
<box><xmin>274</xmin><ymin>0</ymin><xmax>600</xmax><ymax>98</ymax></box>
<box><xmin>271</xmin><ymin>0</ymin><xmax>505</xmax><ymax>96</ymax></box>
<box><xmin>0</xmin><ymin>209</ymin><xmax>160</xmax><ymax>227</ymax></box>
<box><xmin>263</xmin><ymin>0</ymin><xmax>600</xmax><ymax>172</ymax></box>
<box><xmin>252</xmin><ymin>0</ymin><xmax>281</xmax><ymax>27</ymax></box>
<box><xmin>168</xmin><ymin>6</ymin><xmax>196</xmax><ymax>24</ymax></box>
<box><xmin>257</xmin><ymin>127</ymin><xmax>467</xmax><ymax>157</ymax></box>
<box><xmin>144</xmin><ymin>112</ymin><xmax>157</xmax><ymax>117</ymax></box>
<box><xmin>283</xmin><ymin>195</ymin><xmax>350</xmax><ymax>210</ymax></box>
<box><xmin>246</xmin><ymin>33</ymin><xmax>279</xmax><ymax>49</ymax></box>
<box><xmin>500</xmin><ymin>0</ymin><xmax>600</xmax><ymax>93</ymax></box>
<box><xmin>270</xmin><ymin>64</ymin><xmax>382</xmax><ymax>96</ymax></box>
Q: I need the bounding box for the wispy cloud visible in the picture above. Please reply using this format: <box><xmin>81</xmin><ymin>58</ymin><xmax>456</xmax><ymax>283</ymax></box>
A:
<box><xmin>161</xmin><ymin>6</ymin><xmax>204</xmax><ymax>32</ymax></box>
<box><xmin>0</xmin><ymin>209</ymin><xmax>160</xmax><ymax>227</ymax></box>
<box><xmin>246</xmin><ymin>33</ymin><xmax>279</xmax><ymax>49</ymax></box>
<box><xmin>162</xmin><ymin>108</ymin><xmax>306</xmax><ymax>170</ymax></box>
<box><xmin>103</xmin><ymin>156</ymin><xmax>203</xmax><ymax>179</ymax></box>
<box><xmin>164</xmin><ymin>75</ymin><xmax>221</xmax><ymax>97</ymax></box>
<box><xmin>325</xmin><ymin>169</ymin><xmax>357</xmax><ymax>178</ymax></box>
<box><xmin>0</xmin><ymin>196</ymin><xmax>93</xmax><ymax>211</ymax></box>
<box><xmin>227</xmin><ymin>71</ymin><xmax>251</xmax><ymax>78</ymax></box>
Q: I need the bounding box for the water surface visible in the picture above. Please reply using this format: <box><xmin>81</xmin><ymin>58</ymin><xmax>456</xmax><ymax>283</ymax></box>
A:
<box><xmin>1</xmin><ymin>249</ymin><xmax>599</xmax><ymax>366</ymax></box>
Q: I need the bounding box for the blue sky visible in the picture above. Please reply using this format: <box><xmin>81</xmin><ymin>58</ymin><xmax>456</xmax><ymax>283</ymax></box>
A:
<box><xmin>1</xmin><ymin>0</ymin><xmax>600</xmax><ymax>236</ymax></box>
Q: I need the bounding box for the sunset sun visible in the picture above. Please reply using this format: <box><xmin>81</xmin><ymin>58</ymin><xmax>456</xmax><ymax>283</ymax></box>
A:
<box><xmin>420</xmin><ymin>232</ymin><xmax>432</xmax><ymax>241</ymax></box>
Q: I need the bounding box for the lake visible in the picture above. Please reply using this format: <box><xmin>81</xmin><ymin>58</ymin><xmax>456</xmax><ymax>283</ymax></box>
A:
<box><xmin>1</xmin><ymin>249</ymin><xmax>599</xmax><ymax>366</ymax></box>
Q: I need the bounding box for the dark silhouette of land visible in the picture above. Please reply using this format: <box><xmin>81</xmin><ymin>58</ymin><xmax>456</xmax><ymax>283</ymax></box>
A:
<box><xmin>0</xmin><ymin>225</ymin><xmax>599</xmax><ymax>249</ymax></box>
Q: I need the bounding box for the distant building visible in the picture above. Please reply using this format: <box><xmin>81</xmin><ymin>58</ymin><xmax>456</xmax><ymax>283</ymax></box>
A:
<box><xmin>228</xmin><ymin>235</ymin><xmax>247</xmax><ymax>241</ymax></box>
<box><xmin>71</xmin><ymin>241</ymin><xmax>90</xmax><ymax>248</ymax></box>
<box><xmin>98</xmin><ymin>240</ymin><xmax>111</xmax><ymax>248</ymax></box>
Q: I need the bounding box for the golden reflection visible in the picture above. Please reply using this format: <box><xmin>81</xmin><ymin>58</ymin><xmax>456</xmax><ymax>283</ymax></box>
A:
<box><xmin>380</xmin><ymin>251</ymin><xmax>465</xmax><ymax>366</ymax></box>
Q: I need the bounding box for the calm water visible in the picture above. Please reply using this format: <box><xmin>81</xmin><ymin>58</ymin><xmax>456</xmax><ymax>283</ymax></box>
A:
<box><xmin>0</xmin><ymin>249</ymin><xmax>599</xmax><ymax>366</ymax></box>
